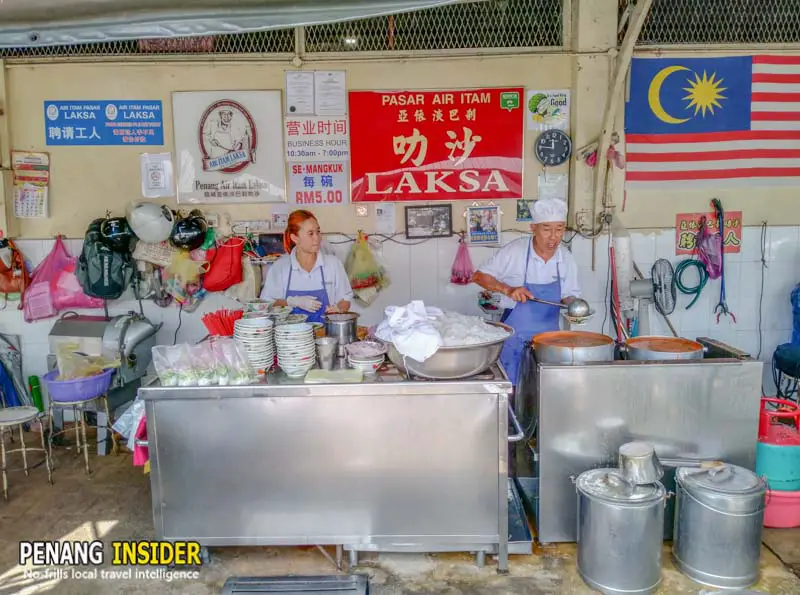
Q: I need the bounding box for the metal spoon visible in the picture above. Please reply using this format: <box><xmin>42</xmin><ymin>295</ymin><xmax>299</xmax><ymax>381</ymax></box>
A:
<box><xmin>531</xmin><ymin>296</ymin><xmax>591</xmax><ymax>318</ymax></box>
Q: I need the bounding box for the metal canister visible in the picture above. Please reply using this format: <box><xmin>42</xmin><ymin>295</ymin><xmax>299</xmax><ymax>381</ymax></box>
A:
<box><xmin>576</xmin><ymin>468</ymin><xmax>666</xmax><ymax>595</ymax></box>
<box><xmin>673</xmin><ymin>464</ymin><xmax>767</xmax><ymax>589</ymax></box>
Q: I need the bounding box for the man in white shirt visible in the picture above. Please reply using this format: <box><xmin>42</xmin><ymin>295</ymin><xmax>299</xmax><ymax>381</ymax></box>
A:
<box><xmin>472</xmin><ymin>198</ymin><xmax>581</xmax><ymax>385</ymax></box>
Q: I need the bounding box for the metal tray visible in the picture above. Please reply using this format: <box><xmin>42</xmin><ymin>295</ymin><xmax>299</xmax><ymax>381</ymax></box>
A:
<box><xmin>221</xmin><ymin>575</ymin><xmax>368</xmax><ymax>595</ymax></box>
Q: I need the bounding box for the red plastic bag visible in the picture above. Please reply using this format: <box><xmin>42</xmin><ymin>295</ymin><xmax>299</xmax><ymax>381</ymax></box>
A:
<box><xmin>23</xmin><ymin>237</ymin><xmax>103</xmax><ymax>322</ymax></box>
<box><xmin>450</xmin><ymin>238</ymin><xmax>474</xmax><ymax>285</ymax></box>
<box><xmin>203</xmin><ymin>237</ymin><xmax>245</xmax><ymax>292</ymax></box>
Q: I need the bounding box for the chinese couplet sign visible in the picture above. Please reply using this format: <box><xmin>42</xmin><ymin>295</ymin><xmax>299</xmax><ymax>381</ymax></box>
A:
<box><xmin>284</xmin><ymin>116</ymin><xmax>350</xmax><ymax>207</ymax></box>
<box><xmin>675</xmin><ymin>211</ymin><xmax>743</xmax><ymax>255</ymax></box>
<box><xmin>349</xmin><ymin>88</ymin><xmax>524</xmax><ymax>202</ymax></box>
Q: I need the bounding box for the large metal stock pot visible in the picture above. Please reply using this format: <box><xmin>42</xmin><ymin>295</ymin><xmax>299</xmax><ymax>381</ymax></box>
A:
<box><xmin>532</xmin><ymin>331</ymin><xmax>615</xmax><ymax>364</ymax></box>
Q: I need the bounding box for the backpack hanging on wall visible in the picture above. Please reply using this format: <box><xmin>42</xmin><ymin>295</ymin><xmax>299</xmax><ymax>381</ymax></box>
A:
<box><xmin>76</xmin><ymin>219</ymin><xmax>134</xmax><ymax>300</ymax></box>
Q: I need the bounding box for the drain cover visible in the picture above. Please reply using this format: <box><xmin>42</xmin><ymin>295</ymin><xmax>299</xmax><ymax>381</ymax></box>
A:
<box><xmin>221</xmin><ymin>575</ymin><xmax>368</xmax><ymax>595</ymax></box>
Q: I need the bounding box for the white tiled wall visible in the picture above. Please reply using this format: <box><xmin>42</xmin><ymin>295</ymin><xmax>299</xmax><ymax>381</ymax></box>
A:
<box><xmin>4</xmin><ymin>227</ymin><xmax>796</xmax><ymax>394</ymax></box>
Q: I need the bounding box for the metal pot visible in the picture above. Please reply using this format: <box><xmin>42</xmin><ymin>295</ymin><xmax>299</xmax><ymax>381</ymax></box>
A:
<box><xmin>576</xmin><ymin>468</ymin><xmax>666</xmax><ymax>595</ymax></box>
<box><xmin>624</xmin><ymin>336</ymin><xmax>704</xmax><ymax>361</ymax></box>
<box><xmin>673</xmin><ymin>464</ymin><xmax>767</xmax><ymax>589</ymax></box>
<box><xmin>384</xmin><ymin>322</ymin><xmax>513</xmax><ymax>380</ymax></box>
<box><xmin>619</xmin><ymin>441</ymin><xmax>664</xmax><ymax>485</ymax></box>
<box><xmin>532</xmin><ymin>331</ymin><xmax>615</xmax><ymax>364</ymax></box>
<box><xmin>324</xmin><ymin>312</ymin><xmax>359</xmax><ymax>357</ymax></box>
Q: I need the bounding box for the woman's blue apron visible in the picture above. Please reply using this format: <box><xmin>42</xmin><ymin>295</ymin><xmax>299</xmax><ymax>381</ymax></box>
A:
<box><xmin>285</xmin><ymin>263</ymin><xmax>330</xmax><ymax>324</ymax></box>
<box><xmin>499</xmin><ymin>241</ymin><xmax>561</xmax><ymax>386</ymax></box>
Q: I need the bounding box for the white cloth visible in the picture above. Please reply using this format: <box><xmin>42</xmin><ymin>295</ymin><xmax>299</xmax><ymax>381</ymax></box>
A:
<box><xmin>477</xmin><ymin>237</ymin><xmax>581</xmax><ymax>310</ymax></box>
<box><xmin>261</xmin><ymin>248</ymin><xmax>354</xmax><ymax>304</ymax></box>
<box><xmin>532</xmin><ymin>197</ymin><xmax>568</xmax><ymax>224</ymax></box>
<box><xmin>375</xmin><ymin>301</ymin><xmax>444</xmax><ymax>362</ymax></box>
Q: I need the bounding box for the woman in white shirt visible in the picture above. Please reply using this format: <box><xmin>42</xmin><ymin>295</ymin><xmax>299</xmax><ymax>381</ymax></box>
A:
<box><xmin>260</xmin><ymin>210</ymin><xmax>353</xmax><ymax>323</ymax></box>
<box><xmin>472</xmin><ymin>198</ymin><xmax>581</xmax><ymax>385</ymax></box>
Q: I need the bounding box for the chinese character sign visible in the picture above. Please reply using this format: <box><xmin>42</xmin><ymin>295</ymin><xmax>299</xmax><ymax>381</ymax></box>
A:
<box><xmin>348</xmin><ymin>88</ymin><xmax>524</xmax><ymax>202</ymax></box>
<box><xmin>284</xmin><ymin>116</ymin><xmax>350</xmax><ymax>206</ymax></box>
<box><xmin>44</xmin><ymin>101</ymin><xmax>163</xmax><ymax>146</ymax></box>
<box><xmin>675</xmin><ymin>211</ymin><xmax>742</xmax><ymax>255</ymax></box>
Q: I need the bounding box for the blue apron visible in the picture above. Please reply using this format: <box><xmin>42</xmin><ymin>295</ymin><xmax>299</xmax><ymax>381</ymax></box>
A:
<box><xmin>285</xmin><ymin>262</ymin><xmax>330</xmax><ymax>324</ymax></box>
<box><xmin>499</xmin><ymin>241</ymin><xmax>561</xmax><ymax>386</ymax></box>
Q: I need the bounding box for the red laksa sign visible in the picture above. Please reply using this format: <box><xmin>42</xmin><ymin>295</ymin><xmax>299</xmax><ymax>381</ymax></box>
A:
<box><xmin>348</xmin><ymin>88</ymin><xmax>524</xmax><ymax>202</ymax></box>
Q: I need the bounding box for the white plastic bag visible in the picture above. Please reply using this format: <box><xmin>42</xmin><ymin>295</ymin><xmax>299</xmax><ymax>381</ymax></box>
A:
<box><xmin>111</xmin><ymin>398</ymin><xmax>146</xmax><ymax>451</ymax></box>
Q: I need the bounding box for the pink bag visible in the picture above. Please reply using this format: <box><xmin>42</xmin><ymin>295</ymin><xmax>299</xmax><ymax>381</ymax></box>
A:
<box><xmin>450</xmin><ymin>237</ymin><xmax>475</xmax><ymax>285</ymax></box>
<box><xmin>695</xmin><ymin>216</ymin><xmax>722</xmax><ymax>280</ymax></box>
<box><xmin>23</xmin><ymin>237</ymin><xmax>103</xmax><ymax>322</ymax></box>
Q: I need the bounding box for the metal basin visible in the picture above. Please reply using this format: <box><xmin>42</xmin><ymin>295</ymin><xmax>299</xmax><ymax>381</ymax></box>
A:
<box><xmin>624</xmin><ymin>336</ymin><xmax>704</xmax><ymax>361</ymax></box>
<box><xmin>384</xmin><ymin>322</ymin><xmax>514</xmax><ymax>380</ymax></box>
<box><xmin>532</xmin><ymin>330</ymin><xmax>615</xmax><ymax>364</ymax></box>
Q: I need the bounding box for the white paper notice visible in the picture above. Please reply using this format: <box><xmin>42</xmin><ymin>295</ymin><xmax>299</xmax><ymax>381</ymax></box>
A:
<box><xmin>286</xmin><ymin>71</ymin><xmax>315</xmax><ymax>116</ymax></box>
<box><xmin>140</xmin><ymin>153</ymin><xmax>174</xmax><ymax>198</ymax></box>
<box><xmin>538</xmin><ymin>173</ymin><xmax>568</xmax><ymax>201</ymax></box>
<box><xmin>314</xmin><ymin>71</ymin><xmax>347</xmax><ymax>116</ymax></box>
<box><xmin>375</xmin><ymin>203</ymin><xmax>396</xmax><ymax>234</ymax></box>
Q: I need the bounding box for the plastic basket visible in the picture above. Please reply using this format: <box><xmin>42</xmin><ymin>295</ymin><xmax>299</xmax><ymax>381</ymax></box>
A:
<box><xmin>43</xmin><ymin>369</ymin><xmax>114</xmax><ymax>403</ymax></box>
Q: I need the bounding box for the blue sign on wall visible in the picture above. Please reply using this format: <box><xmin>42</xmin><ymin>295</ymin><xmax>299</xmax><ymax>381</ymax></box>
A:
<box><xmin>43</xmin><ymin>100</ymin><xmax>164</xmax><ymax>146</ymax></box>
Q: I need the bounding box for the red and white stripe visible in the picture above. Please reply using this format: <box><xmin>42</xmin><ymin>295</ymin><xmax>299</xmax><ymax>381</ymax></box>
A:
<box><xmin>626</xmin><ymin>55</ymin><xmax>800</xmax><ymax>188</ymax></box>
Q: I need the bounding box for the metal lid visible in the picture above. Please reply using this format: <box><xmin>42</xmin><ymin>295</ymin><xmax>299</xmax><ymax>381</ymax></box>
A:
<box><xmin>576</xmin><ymin>468</ymin><xmax>665</xmax><ymax>504</ymax></box>
<box><xmin>676</xmin><ymin>464</ymin><xmax>766</xmax><ymax>496</ymax></box>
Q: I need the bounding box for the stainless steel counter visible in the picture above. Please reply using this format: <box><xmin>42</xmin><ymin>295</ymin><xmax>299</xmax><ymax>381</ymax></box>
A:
<box><xmin>139</xmin><ymin>366</ymin><xmax>516</xmax><ymax>570</ymax></box>
<box><xmin>514</xmin><ymin>338</ymin><xmax>764</xmax><ymax>544</ymax></box>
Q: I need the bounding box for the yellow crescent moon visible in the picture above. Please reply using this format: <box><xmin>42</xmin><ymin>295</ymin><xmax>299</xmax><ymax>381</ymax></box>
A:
<box><xmin>648</xmin><ymin>65</ymin><xmax>690</xmax><ymax>124</ymax></box>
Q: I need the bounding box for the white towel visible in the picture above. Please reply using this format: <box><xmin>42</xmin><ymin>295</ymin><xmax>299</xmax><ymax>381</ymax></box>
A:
<box><xmin>375</xmin><ymin>301</ymin><xmax>443</xmax><ymax>362</ymax></box>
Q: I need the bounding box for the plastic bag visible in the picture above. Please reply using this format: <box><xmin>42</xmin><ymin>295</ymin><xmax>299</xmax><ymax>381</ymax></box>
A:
<box><xmin>112</xmin><ymin>398</ymin><xmax>146</xmax><ymax>451</ymax></box>
<box><xmin>450</xmin><ymin>239</ymin><xmax>474</xmax><ymax>285</ymax></box>
<box><xmin>151</xmin><ymin>344</ymin><xmax>198</xmax><ymax>386</ymax></box>
<box><xmin>345</xmin><ymin>232</ymin><xmax>381</xmax><ymax>290</ymax></box>
<box><xmin>55</xmin><ymin>343</ymin><xmax>120</xmax><ymax>380</ymax></box>
<box><xmin>190</xmin><ymin>343</ymin><xmax>217</xmax><ymax>386</ymax></box>
<box><xmin>212</xmin><ymin>337</ymin><xmax>256</xmax><ymax>385</ymax></box>
<box><xmin>224</xmin><ymin>256</ymin><xmax>261</xmax><ymax>302</ymax></box>
<box><xmin>23</xmin><ymin>237</ymin><xmax>103</xmax><ymax>322</ymax></box>
<box><xmin>695</xmin><ymin>216</ymin><xmax>722</xmax><ymax>280</ymax></box>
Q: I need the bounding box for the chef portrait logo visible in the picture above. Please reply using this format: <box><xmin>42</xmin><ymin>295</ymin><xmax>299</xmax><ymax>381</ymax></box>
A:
<box><xmin>198</xmin><ymin>99</ymin><xmax>258</xmax><ymax>174</ymax></box>
<box><xmin>19</xmin><ymin>539</ymin><xmax>202</xmax><ymax>582</ymax></box>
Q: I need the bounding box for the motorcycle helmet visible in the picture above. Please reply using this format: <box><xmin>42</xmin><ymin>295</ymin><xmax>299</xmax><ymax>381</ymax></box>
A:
<box><xmin>127</xmin><ymin>202</ymin><xmax>174</xmax><ymax>243</ymax></box>
<box><xmin>100</xmin><ymin>217</ymin><xmax>135</xmax><ymax>253</ymax></box>
<box><xmin>85</xmin><ymin>218</ymin><xmax>105</xmax><ymax>243</ymax></box>
<box><xmin>170</xmin><ymin>211</ymin><xmax>208</xmax><ymax>251</ymax></box>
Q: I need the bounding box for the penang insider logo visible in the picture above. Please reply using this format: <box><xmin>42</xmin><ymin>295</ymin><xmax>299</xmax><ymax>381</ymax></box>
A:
<box><xmin>20</xmin><ymin>540</ymin><xmax>202</xmax><ymax>566</ymax></box>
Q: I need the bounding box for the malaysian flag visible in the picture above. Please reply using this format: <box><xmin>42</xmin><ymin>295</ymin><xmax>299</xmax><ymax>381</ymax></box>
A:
<box><xmin>625</xmin><ymin>55</ymin><xmax>800</xmax><ymax>188</ymax></box>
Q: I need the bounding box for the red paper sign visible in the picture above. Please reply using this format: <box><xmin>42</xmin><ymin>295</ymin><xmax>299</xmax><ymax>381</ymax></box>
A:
<box><xmin>348</xmin><ymin>88</ymin><xmax>524</xmax><ymax>202</ymax></box>
<box><xmin>675</xmin><ymin>211</ymin><xmax>743</xmax><ymax>255</ymax></box>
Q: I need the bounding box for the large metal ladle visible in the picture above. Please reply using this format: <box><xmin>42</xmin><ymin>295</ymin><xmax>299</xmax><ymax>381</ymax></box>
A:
<box><xmin>530</xmin><ymin>296</ymin><xmax>591</xmax><ymax>318</ymax></box>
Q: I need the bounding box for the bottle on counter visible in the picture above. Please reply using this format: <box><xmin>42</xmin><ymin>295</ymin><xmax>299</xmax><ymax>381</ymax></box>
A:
<box><xmin>28</xmin><ymin>375</ymin><xmax>44</xmax><ymax>412</ymax></box>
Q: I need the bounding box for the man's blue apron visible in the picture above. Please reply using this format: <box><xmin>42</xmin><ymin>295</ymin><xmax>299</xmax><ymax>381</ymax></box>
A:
<box><xmin>499</xmin><ymin>241</ymin><xmax>561</xmax><ymax>386</ymax></box>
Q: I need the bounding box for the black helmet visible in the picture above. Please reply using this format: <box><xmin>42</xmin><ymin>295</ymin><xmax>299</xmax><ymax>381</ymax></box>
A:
<box><xmin>85</xmin><ymin>218</ymin><xmax>105</xmax><ymax>243</ymax></box>
<box><xmin>170</xmin><ymin>211</ymin><xmax>207</xmax><ymax>251</ymax></box>
<box><xmin>100</xmin><ymin>217</ymin><xmax>135</xmax><ymax>253</ymax></box>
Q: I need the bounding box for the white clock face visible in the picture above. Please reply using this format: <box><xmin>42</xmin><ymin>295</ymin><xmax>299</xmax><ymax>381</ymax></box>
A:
<box><xmin>535</xmin><ymin>130</ymin><xmax>572</xmax><ymax>167</ymax></box>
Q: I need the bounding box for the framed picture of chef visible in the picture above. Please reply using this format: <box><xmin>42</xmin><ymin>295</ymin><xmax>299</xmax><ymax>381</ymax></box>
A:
<box><xmin>172</xmin><ymin>90</ymin><xmax>287</xmax><ymax>204</ymax></box>
<box><xmin>466</xmin><ymin>204</ymin><xmax>501</xmax><ymax>246</ymax></box>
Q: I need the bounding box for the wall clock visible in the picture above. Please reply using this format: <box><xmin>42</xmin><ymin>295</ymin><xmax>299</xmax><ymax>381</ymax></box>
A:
<box><xmin>534</xmin><ymin>129</ymin><xmax>572</xmax><ymax>167</ymax></box>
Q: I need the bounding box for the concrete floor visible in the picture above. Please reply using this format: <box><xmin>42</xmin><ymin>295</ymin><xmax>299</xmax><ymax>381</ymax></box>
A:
<box><xmin>0</xmin><ymin>429</ymin><xmax>799</xmax><ymax>595</ymax></box>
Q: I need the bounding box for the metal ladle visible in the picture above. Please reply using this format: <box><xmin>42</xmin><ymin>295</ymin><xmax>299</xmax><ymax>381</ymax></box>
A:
<box><xmin>530</xmin><ymin>296</ymin><xmax>591</xmax><ymax>318</ymax></box>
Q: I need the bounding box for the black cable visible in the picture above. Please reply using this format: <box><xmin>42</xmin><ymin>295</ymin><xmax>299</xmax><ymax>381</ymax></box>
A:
<box><xmin>173</xmin><ymin>304</ymin><xmax>183</xmax><ymax>345</ymax></box>
<box><xmin>757</xmin><ymin>221</ymin><xmax>768</xmax><ymax>360</ymax></box>
<box><xmin>601</xmin><ymin>233</ymin><xmax>612</xmax><ymax>337</ymax></box>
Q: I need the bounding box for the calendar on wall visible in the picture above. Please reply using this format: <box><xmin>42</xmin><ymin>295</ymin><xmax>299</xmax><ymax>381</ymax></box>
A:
<box><xmin>11</xmin><ymin>151</ymin><xmax>50</xmax><ymax>219</ymax></box>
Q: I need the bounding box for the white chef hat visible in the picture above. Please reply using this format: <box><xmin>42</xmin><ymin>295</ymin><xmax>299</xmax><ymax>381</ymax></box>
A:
<box><xmin>531</xmin><ymin>198</ymin><xmax>568</xmax><ymax>224</ymax></box>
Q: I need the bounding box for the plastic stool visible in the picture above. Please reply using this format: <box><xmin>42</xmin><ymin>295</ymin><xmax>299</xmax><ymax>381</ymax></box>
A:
<box><xmin>0</xmin><ymin>406</ymin><xmax>53</xmax><ymax>499</ymax></box>
<box><xmin>48</xmin><ymin>394</ymin><xmax>117</xmax><ymax>475</ymax></box>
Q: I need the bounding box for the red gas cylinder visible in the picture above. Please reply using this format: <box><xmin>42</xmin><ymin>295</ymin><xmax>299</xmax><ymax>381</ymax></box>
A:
<box><xmin>759</xmin><ymin>398</ymin><xmax>800</xmax><ymax>445</ymax></box>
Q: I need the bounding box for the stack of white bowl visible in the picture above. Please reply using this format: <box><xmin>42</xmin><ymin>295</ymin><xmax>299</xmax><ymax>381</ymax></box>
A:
<box><xmin>234</xmin><ymin>315</ymin><xmax>274</xmax><ymax>374</ymax></box>
<box><xmin>275</xmin><ymin>322</ymin><xmax>316</xmax><ymax>378</ymax></box>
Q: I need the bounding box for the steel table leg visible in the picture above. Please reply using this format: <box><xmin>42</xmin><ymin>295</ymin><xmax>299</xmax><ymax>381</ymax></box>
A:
<box><xmin>1</xmin><ymin>428</ymin><xmax>7</xmax><ymax>500</ymax></box>
<box><xmin>335</xmin><ymin>545</ymin><xmax>343</xmax><ymax>571</ymax></box>
<box><xmin>39</xmin><ymin>417</ymin><xmax>52</xmax><ymax>485</ymax></box>
<box><xmin>476</xmin><ymin>551</ymin><xmax>486</xmax><ymax>568</ymax></box>
<box><xmin>348</xmin><ymin>549</ymin><xmax>358</xmax><ymax>569</ymax></box>
<box><xmin>18</xmin><ymin>424</ymin><xmax>28</xmax><ymax>476</ymax></box>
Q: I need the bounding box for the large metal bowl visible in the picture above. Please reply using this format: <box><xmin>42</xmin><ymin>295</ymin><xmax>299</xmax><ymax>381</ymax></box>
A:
<box><xmin>384</xmin><ymin>321</ymin><xmax>514</xmax><ymax>380</ymax></box>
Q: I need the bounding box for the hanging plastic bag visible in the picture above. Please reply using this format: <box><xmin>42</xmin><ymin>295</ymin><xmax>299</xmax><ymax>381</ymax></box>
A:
<box><xmin>203</xmin><ymin>237</ymin><xmax>245</xmax><ymax>292</ymax></box>
<box><xmin>450</xmin><ymin>237</ymin><xmax>474</xmax><ymax>285</ymax></box>
<box><xmin>345</xmin><ymin>232</ymin><xmax>381</xmax><ymax>290</ymax></box>
<box><xmin>695</xmin><ymin>216</ymin><xmax>722</xmax><ymax>280</ymax></box>
<box><xmin>23</xmin><ymin>237</ymin><xmax>103</xmax><ymax>322</ymax></box>
<box><xmin>224</xmin><ymin>256</ymin><xmax>261</xmax><ymax>302</ymax></box>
